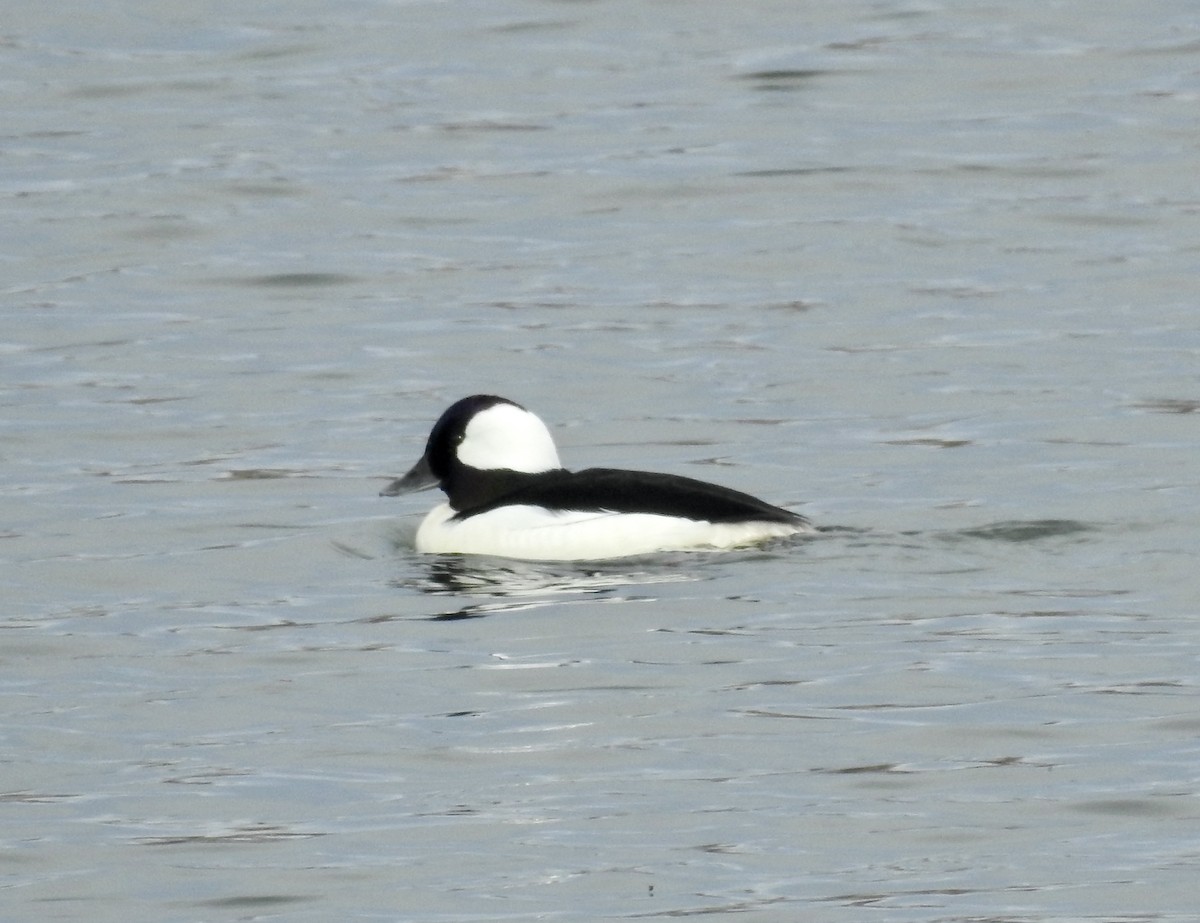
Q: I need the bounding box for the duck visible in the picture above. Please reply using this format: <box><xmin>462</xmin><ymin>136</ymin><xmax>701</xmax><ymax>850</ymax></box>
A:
<box><xmin>381</xmin><ymin>394</ymin><xmax>813</xmax><ymax>561</ymax></box>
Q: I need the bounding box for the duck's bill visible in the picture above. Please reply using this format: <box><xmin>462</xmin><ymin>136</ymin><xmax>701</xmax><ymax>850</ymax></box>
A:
<box><xmin>380</xmin><ymin>454</ymin><xmax>437</xmax><ymax>496</ymax></box>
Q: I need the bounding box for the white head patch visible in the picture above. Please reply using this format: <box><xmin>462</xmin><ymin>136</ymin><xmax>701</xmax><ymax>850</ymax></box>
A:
<box><xmin>457</xmin><ymin>402</ymin><xmax>562</xmax><ymax>473</ymax></box>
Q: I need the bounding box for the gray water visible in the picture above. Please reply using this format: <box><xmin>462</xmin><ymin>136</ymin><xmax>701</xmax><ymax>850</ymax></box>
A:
<box><xmin>3</xmin><ymin>1</ymin><xmax>1199</xmax><ymax>920</ymax></box>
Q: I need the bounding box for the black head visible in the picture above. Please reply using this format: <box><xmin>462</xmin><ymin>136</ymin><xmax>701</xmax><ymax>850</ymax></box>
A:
<box><xmin>420</xmin><ymin>395</ymin><xmax>522</xmax><ymax>484</ymax></box>
<box><xmin>380</xmin><ymin>395</ymin><xmax>559</xmax><ymax>502</ymax></box>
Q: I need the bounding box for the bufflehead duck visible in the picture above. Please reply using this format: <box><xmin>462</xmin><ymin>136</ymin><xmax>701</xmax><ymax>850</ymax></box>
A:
<box><xmin>381</xmin><ymin>395</ymin><xmax>813</xmax><ymax>561</ymax></box>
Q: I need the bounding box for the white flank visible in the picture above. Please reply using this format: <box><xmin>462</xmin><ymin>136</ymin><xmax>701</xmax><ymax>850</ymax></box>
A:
<box><xmin>413</xmin><ymin>502</ymin><xmax>809</xmax><ymax>561</ymax></box>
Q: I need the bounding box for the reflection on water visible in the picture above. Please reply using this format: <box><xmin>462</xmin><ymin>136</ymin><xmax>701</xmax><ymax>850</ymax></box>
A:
<box><xmin>386</xmin><ymin>530</ymin><xmax>831</xmax><ymax>613</ymax></box>
<box><xmin>385</xmin><ymin>520</ymin><xmax>1094</xmax><ymax>606</ymax></box>
<box><xmin>383</xmin><ymin>520</ymin><xmax>1093</xmax><ymax>621</ymax></box>
<box><xmin>390</xmin><ymin>552</ymin><xmax>705</xmax><ymax>620</ymax></box>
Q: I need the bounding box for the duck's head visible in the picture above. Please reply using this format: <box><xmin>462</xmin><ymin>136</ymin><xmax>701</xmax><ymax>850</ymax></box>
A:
<box><xmin>381</xmin><ymin>394</ymin><xmax>562</xmax><ymax>497</ymax></box>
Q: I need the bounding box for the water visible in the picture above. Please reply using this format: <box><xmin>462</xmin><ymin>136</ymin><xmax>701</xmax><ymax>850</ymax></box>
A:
<box><xmin>3</xmin><ymin>1</ymin><xmax>1199</xmax><ymax>920</ymax></box>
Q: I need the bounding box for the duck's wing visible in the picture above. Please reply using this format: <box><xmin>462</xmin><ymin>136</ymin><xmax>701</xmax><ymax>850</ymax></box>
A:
<box><xmin>457</xmin><ymin>467</ymin><xmax>807</xmax><ymax>525</ymax></box>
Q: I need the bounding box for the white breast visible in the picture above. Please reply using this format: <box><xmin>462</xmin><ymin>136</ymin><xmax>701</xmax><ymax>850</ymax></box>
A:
<box><xmin>413</xmin><ymin>502</ymin><xmax>807</xmax><ymax>561</ymax></box>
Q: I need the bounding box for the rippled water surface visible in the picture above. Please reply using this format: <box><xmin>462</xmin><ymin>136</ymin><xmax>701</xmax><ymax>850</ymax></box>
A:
<box><xmin>4</xmin><ymin>1</ymin><xmax>1199</xmax><ymax>920</ymax></box>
